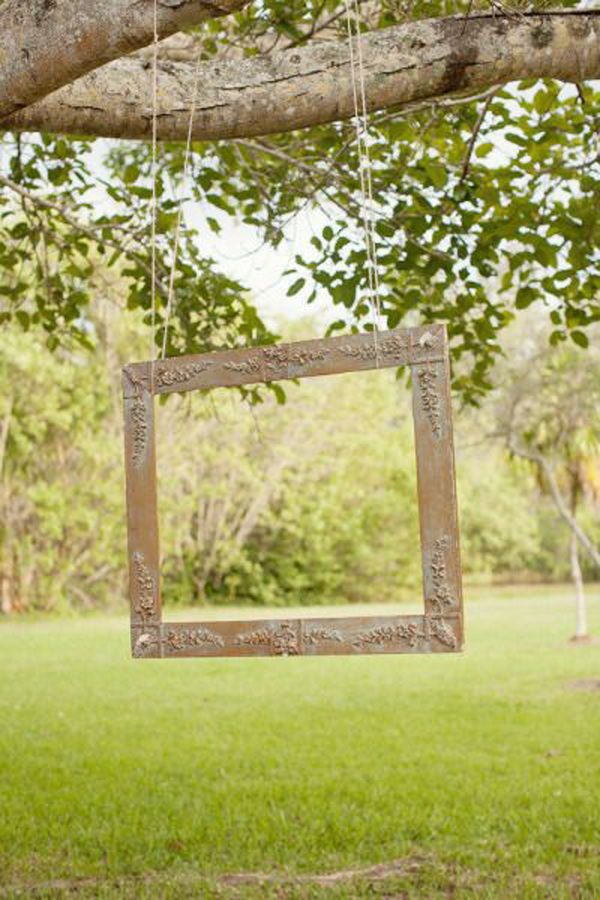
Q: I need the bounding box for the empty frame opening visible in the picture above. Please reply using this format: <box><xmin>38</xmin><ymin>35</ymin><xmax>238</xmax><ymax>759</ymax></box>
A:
<box><xmin>155</xmin><ymin>367</ymin><xmax>422</xmax><ymax>616</ymax></box>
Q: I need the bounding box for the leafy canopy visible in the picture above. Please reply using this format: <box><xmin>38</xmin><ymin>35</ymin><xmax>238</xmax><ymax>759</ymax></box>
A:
<box><xmin>0</xmin><ymin>0</ymin><xmax>598</xmax><ymax>403</ymax></box>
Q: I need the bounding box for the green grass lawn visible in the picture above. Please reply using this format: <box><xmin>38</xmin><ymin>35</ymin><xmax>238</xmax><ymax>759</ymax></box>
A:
<box><xmin>1</xmin><ymin>587</ymin><xmax>599</xmax><ymax>898</ymax></box>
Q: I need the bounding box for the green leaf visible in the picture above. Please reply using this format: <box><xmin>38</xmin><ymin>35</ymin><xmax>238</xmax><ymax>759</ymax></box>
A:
<box><xmin>533</xmin><ymin>90</ymin><xmax>554</xmax><ymax>116</ymax></box>
<box><xmin>269</xmin><ymin>382</ymin><xmax>286</xmax><ymax>405</ymax></box>
<box><xmin>287</xmin><ymin>278</ymin><xmax>305</xmax><ymax>297</ymax></box>
<box><xmin>422</xmin><ymin>161</ymin><xmax>447</xmax><ymax>190</ymax></box>
<box><xmin>123</xmin><ymin>164</ymin><xmax>140</xmax><ymax>184</ymax></box>
<box><xmin>15</xmin><ymin>310</ymin><xmax>30</xmax><ymax>330</ymax></box>
<box><xmin>475</xmin><ymin>143</ymin><xmax>494</xmax><ymax>159</ymax></box>
<box><xmin>515</xmin><ymin>287</ymin><xmax>538</xmax><ymax>310</ymax></box>
<box><xmin>505</xmin><ymin>133</ymin><xmax>528</xmax><ymax>148</ymax></box>
<box><xmin>570</xmin><ymin>330</ymin><xmax>589</xmax><ymax>349</ymax></box>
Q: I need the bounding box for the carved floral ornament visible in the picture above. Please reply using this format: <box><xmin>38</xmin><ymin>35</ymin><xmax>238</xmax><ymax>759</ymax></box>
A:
<box><xmin>132</xmin><ymin>552</ymin><xmax>156</xmax><ymax>621</ymax></box>
<box><xmin>165</xmin><ymin>627</ymin><xmax>224</xmax><ymax>651</ymax></box>
<box><xmin>124</xmin><ymin>327</ymin><xmax>443</xmax><ymax>390</ymax></box>
<box><xmin>124</xmin><ymin>325</ymin><xmax>463</xmax><ymax>659</ymax></box>
<box><xmin>417</xmin><ymin>364</ymin><xmax>442</xmax><ymax>440</ymax></box>
<box><xmin>155</xmin><ymin>361</ymin><xmax>211</xmax><ymax>388</ymax></box>
<box><xmin>130</xmin><ymin>397</ymin><xmax>148</xmax><ymax>467</ymax></box>
<box><xmin>132</xmin><ymin>613</ymin><xmax>458</xmax><ymax>658</ymax></box>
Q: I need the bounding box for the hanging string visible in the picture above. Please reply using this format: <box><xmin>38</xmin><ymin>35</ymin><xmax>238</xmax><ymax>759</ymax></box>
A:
<box><xmin>344</xmin><ymin>5</ymin><xmax>375</xmax><ymax>329</ymax></box>
<box><xmin>150</xmin><ymin>0</ymin><xmax>159</xmax><ymax>384</ymax></box>
<box><xmin>343</xmin><ymin>0</ymin><xmax>383</xmax><ymax>344</ymax></box>
<box><xmin>150</xmin><ymin>4</ymin><xmax>383</xmax><ymax>363</ymax></box>
<box><xmin>146</xmin><ymin>0</ymin><xmax>203</xmax><ymax>363</ymax></box>
<box><xmin>160</xmin><ymin>53</ymin><xmax>204</xmax><ymax>360</ymax></box>
<box><xmin>351</xmin><ymin>0</ymin><xmax>382</xmax><ymax>326</ymax></box>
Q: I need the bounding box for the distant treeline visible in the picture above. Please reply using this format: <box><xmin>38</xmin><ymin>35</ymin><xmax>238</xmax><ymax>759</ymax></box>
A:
<box><xmin>0</xmin><ymin>316</ymin><xmax>597</xmax><ymax>614</ymax></box>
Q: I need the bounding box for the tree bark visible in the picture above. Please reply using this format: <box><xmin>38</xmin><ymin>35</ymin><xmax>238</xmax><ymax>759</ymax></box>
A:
<box><xmin>4</xmin><ymin>11</ymin><xmax>600</xmax><ymax>143</ymax></box>
<box><xmin>570</xmin><ymin>530</ymin><xmax>588</xmax><ymax>641</ymax></box>
<box><xmin>0</xmin><ymin>0</ymin><xmax>249</xmax><ymax>121</ymax></box>
<box><xmin>0</xmin><ymin>561</ymin><xmax>14</xmax><ymax>615</ymax></box>
<box><xmin>0</xmin><ymin>396</ymin><xmax>12</xmax><ymax>481</ymax></box>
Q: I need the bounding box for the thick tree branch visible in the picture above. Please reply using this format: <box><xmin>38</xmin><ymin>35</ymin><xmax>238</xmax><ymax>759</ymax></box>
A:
<box><xmin>0</xmin><ymin>0</ymin><xmax>249</xmax><ymax>121</ymax></box>
<box><xmin>4</xmin><ymin>11</ymin><xmax>600</xmax><ymax>143</ymax></box>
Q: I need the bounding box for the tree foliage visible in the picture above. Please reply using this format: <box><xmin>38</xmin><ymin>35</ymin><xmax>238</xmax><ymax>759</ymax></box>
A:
<box><xmin>0</xmin><ymin>1</ymin><xmax>598</xmax><ymax>405</ymax></box>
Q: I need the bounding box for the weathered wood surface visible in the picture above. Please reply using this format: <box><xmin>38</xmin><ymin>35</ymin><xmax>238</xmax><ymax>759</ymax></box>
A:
<box><xmin>123</xmin><ymin>326</ymin><xmax>445</xmax><ymax>397</ymax></box>
<box><xmin>132</xmin><ymin>614</ymin><xmax>461</xmax><ymax>658</ymax></box>
<box><xmin>0</xmin><ymin>0</ymin><xmax>247</xmax><ymax>122</ymax></box>
<box><xmin>122</xmin><ymin>370</ymin><xmax>161</xmax><ymax>632</ymax></box>
<box><xmin>411</xmin><ymin>337</ymin><xmax>463</xmax><ymax>646</ymax></box>
<box><xmin>9</xmin><ymin>12</ymin><xmax>600</xmax><ymax>142</ymax></box>
<box><xmin>122</xmin><ymin>325</ymin><xmax>463</xmax><ymax>659</ymax></box>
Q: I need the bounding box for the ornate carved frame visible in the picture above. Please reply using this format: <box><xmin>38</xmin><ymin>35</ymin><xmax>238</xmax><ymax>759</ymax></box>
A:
<box><xmin>122</xmin><ymin>324</ymin><xmax>463</xmax><ymax>659</ymax></box>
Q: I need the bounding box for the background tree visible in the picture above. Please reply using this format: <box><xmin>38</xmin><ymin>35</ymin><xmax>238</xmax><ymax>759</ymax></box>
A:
<box><xmin>492</xmin><ymin>323</ymin><xmax>600</xmax><ymax>641</ymax></box>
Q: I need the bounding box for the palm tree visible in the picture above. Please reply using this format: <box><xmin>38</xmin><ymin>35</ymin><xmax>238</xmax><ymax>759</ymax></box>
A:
<box><xmin>494</xmin><ymin>332</ymin><xmax>600</xmax><ymax>641</ymax></box>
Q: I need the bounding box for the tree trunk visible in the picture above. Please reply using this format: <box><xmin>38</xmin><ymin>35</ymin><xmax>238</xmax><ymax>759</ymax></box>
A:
<box><xmin>0</xmin><ymin>545</ymin><xmax>17</xmax><ymax>615</ymax></box>
<box><xmin>569</xmin><ymin>529</ymin><xmax>589</xmax><ymax>643</ymax></box>
<box><xmin>0</xmin><ymin>568</ymin><xmax>13</xmax><ymax>615</ymax></box>
<box><xmin>4</xmin><ymin>11</ymin><xmax>600</xmax><ymax>143</ymax></box>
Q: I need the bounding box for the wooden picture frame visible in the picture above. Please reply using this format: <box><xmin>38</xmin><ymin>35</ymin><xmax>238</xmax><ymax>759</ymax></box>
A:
<box><xmin>122</xmin><ymin>324</ymin><xmax>463</xmax><ymax>658</ymax></box>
